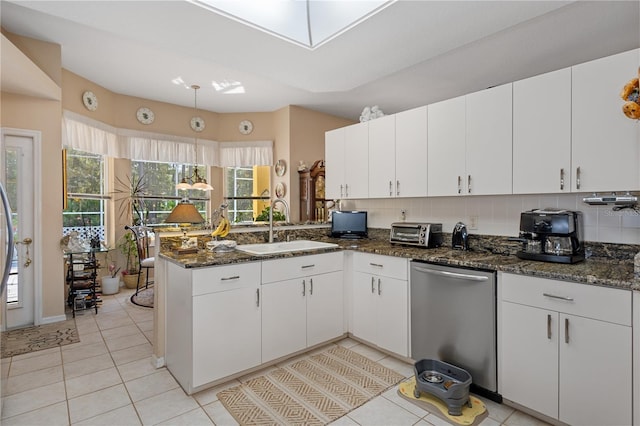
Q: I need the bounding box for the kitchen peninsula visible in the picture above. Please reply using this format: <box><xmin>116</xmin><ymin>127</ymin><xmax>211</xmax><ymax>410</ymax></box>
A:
<box><xmin>157</xmin><ymin>225</ymin><xmax>639</xmax><ymax>425</ymax></box>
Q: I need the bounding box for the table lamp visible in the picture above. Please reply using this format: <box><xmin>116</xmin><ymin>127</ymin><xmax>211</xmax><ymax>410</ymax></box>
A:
<box><xmin>165</xmin><ymin>199</ymin><xmax>205</xmax><ymax>254</ymax></box>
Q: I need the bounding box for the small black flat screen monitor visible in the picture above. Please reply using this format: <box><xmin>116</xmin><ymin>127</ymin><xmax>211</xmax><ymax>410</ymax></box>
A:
<box><xmin>331</xmin><ymin>211</ymin><xmax>368</xmax><ymax>239</ymax></box>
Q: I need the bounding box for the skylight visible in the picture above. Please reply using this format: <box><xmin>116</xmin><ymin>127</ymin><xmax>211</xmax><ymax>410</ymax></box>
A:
<box><xmin>189</xmin><ymin>0</ymin><xmax>395</xmax><ymax>50</ymax></box>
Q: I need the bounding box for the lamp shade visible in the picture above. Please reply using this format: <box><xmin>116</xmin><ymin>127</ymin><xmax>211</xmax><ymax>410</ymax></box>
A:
<box><xmin>165</xmin><ymin>200</ymin><xmax>205</xmax><ymax>224</ymax></box>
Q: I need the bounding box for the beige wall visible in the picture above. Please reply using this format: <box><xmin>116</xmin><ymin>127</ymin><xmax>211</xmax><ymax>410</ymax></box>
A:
<box><xmin>1</xmin><ymin>31</ymin><xmax>64</xmax><ymax>322</ymax></box>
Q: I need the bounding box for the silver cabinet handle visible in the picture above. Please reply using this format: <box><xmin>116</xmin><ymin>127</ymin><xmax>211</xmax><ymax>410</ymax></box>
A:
<box><xmin>220</xmin><ymin>275</ymin><xmax>240</xmax><ymax>281</ymax></box>
<box><xmin>369</xmin><ymin>263</ymin><xmax>383</xmax><ymax>268</ymax></box>
<box><xmin>543</xmin><ymin>293</ymin><xmax>574</xmax><ymax>302</ymax></box>
<box><xmin>547</xmin><ymin>314</ymin><xmax>552</xmax><ymax>340</ymax></box>
<box><xmin>396</xmin><ymin>180</ymin><xmax>400</xmax><ymax>196</ymax></box>
<box><xmin>413</xmin><ymin>267</ymin><xmax>488</xmax><ymax>282</ymax></box>
<box><xmin>565</xmin><ymin>317</ymin><xmax>569</xmax><ymax>344</ymax></box>
<box><xmin>457</xmin><ymin>176</ymin><xmax>462</xmax><ymax>194</ymax></box>
<box><xmin>560</xmin><ymin>168</ymin><xmax>565</xmax><ymax>191</ymax></box>
<box><xmin>389</xmin><ymin>180</ymin><xmax>393</xmax><ymax>196</ymax></box>
<box><xmin>310</xmin><ymin>278</ymin><xmax>313</xmax><ymax>295</ymax></box>
<box><xmin>468</xmin><ymin>175</ymin><xmax>472</xmax><ymax>194</ymax></box>
<box><xmin>340</xmin><ymin>184</ymin><xmax>344</xmax><ymax>198</ymax></box>
<box><xmin>301</xmin><ymin>264</ymin><xmax>315</xmax><ymax>269</ymax></box>
<box><xmin>377</xmin><ymin>278</ymin><xmax>381</xmax><ymax>295</ymax></box>
<box><xmin>345</xmin><ymin>184</ymin><xmax>349</xmax><ymax>197</ymax></box>
<box><xmin>302</xmin><ymin>279</ymin><xmax>306</xmax><ymax>296</ymax></box>
<box><xmin>256</xmin><ymin>288</ymin><xmax>260</xmax><ymax>307</ymax></box>
<box><xmin>576</xmin><ymin>166</ymin><xmax>581</xmax><ymax>190</ymax></box>
<box><xmin>371</xmin><ymin>276</ymin><xmax>375</xmax><ymax>293</ymax></box>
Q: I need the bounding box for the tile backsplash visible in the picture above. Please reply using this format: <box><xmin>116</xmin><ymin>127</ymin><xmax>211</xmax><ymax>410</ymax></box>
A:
<box><xmin>346</xmin><ymin>192</ymin><xmax>640</xmax><ymax>245</ymax></box>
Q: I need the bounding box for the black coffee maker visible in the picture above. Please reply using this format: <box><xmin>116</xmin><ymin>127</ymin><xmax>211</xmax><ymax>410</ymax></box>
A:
<box><xmin>515</xmin><ymin>209</ymin><xmax>585</xmax><ymax>264</ymax></box>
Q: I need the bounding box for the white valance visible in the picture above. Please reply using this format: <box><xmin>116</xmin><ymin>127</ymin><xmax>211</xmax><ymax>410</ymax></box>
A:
<box><xmin>62</xmin><ymin>110</ymin><xmax>123</xmax><ymax>157</ymax></box>
<box><xmin>62</xmin><ymin>110</ymin><xmax>272</xmax><ymax>167</ymax></box>
<box><xmin>219</xmin><ymin>141</ymin><xmax>273</xmax><ymax>167</ymax></box>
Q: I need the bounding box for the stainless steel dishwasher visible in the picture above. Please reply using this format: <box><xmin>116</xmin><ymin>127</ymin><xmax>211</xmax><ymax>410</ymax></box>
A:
<box><xmin>410</xmin><ymin>261</ymin><xmax>501</xmax><ymax>402</ymax></box>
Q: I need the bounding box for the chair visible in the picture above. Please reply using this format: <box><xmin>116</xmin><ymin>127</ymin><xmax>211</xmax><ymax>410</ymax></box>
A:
<box><xmin>124</xmin><ymin>225</ymin><xmax>154</xmax><ymax>296</ymax></box>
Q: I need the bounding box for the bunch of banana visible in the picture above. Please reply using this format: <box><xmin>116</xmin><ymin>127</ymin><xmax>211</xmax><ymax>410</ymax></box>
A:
<box><xmin>212</xmin><ymin>216</ymin><xmax>230</xmax><ymax>238</ymax></box>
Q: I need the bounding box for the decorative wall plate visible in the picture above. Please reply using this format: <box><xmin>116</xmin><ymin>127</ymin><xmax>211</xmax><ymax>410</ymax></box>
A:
<box><xmin>275</xmin><ymin>182</ymin><xmax>286</xmax><ymax>198</ymax></box>
<box><xmin>239</xmin><ymin>119</ymin><xmax>253</xmax><ymax>135</ymax></box>
<box><xmin>275</xmin><ymin>159</ymin><xmax>286</xmax><ymax>176</ymax></box>
<box><xmin>136</xmin><ymin>107</ymin><xmax>155</xmax><ymax>125</ymax></box>
<box><xmin>190</xmin><ymin>116</ymin><xmax>205</xmax><ymax>132</ymax></box>
<box><xmin>82</xmin><ymin>91</ymin><xmax>98</xmax><ymax>111</ymax></box>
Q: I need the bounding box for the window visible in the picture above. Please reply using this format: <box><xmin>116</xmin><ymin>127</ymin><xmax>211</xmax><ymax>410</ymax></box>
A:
<box><xmin>63</xmin><ymin>149</ymin><xmax>106</xmax><ymax>242</ymax></box>
<box><xmin>225</xmin><ymin>166</ymin><xmax>270</xmax><ymax>223</ymax></box>
<box><xmin>131</xmin><ymin>160</ymin><xmax>208</xmax><ymax>224</ymax></box>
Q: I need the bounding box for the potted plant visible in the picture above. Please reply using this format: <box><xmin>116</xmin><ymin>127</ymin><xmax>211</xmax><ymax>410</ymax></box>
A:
<box><xmin>117</xmin><ymin>231</ymin><xmax>143</xmax><ymax>289</ymax></box>
<box><xmin>101</xmin><ymin>256</ymin><xmax>121</xmax><ymax>295</ymax></box>
<box><xmin>113</xmin><ymin>174</ymin><xmax>149</xmax><ymax>226</ymax></box>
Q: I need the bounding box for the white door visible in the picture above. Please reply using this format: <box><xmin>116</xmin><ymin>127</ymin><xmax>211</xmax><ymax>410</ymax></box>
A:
<box><xmin>1</xmin><ymin>130</ymin><xmax>38</xmax><ymax>330</ymax></box>
<box><xmin>368</xmin><ymin>115</ymin><xmax>396</xmax><ymax>198</ymax></box>
<box><xmin>306</xmin><ymin>271</ymin><xmax>343</xmax><ymax>347</ymax></box>
<box><xmin>325</xmin><ymin>128</ymin><xmax>345</xmax><ymax>199</ymax></box>
<box><xmin>375</xmin><ymin>275</ymin><xmax>408</xmax><ymax>356</ymax></box>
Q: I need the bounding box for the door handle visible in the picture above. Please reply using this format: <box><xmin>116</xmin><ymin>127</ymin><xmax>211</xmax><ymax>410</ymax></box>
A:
<box><xmin>389</xmin><ymin>180</ymin><xmax>393</xmax><ymax>196</ymax></box>
<box><xmin>547</xmin><ymin>314</ymin><xmax>552</xmax><ymax>339</ymax></box>
<box><xmin>560</xmin><ymin>168</ymin><xmax>565</xmax><ymax>191</ymax></box>
<box><xmin>256</xmin><ymin>288</ymin><xmax>260</xmax><ymax>307</ymax></box>
<box><xmin>467</xmin><ymin>175</ymin><xmax>472</xmax><ymax>194</ymax></box>
<box><xmin>396</xmin><ymin>180</ymin><xmax>400</xmax><ymax>196</ymax></box>
<box><xmin>543</xmin><ymin>293</ymin><xmax>574</xmax><ymax>302</ymax></box>
<box><xmin>576</xmin><ymin>167</ymin><xmax>581</xmax><ymax>190</ymax></box>
<box><xmin>302</xmin><ymin>279</ymin><xmax>306</xmax><ymax>296</ymax></box>
<box><xmin>310</xmin><ymin>278</ymin><xmax>313</xmax><ymax>295</ymax></box>
<box><xmin>377</xmin><ymin>278</ymin><xmax>381</xmax><ymax>295</ymax></box>
<box><xmin>371</xmin><ymin>276</ymin><xmax>375</xmax><ymax>293</ymax></box>
<box><xmin>15</xmin><ymin>237</ymin><xmax>33</xmax><ymax>268</ymax></box>
<box><xmin>565</xmin><ymin>317</ymin><xmax>570</xmax><ymax>344</ymax></box>
<box><xmin>457</xmin><ymin>176</ymin><xmax>462</xmax><ymax>194</ymax></box>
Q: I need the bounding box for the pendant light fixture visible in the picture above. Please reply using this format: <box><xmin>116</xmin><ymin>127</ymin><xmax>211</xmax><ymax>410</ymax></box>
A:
<box><xmin>176</xmin><ymin>85</ymin><xmax>214</xmax><ymax>191</ymax></box>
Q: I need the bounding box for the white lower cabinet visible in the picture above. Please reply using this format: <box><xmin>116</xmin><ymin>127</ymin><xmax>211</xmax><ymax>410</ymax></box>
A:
<box><xmin>261</xmin><ymin>252</ymin><xmax>344</xmax><ymax>363</ymax></box>
<box><xmin>351</xmin><ymin>253</ymin><xmax>408</xmax><ymax>357</ymax></box>
<box><xmin>166</xmin><ymin>261</ymin><xmax>261</xmax><ymax>394</ymax></box>
<box><xmin>499</xmin><ymin>273</ymin><xmax>632</xmax><ymax>426</ymax></box>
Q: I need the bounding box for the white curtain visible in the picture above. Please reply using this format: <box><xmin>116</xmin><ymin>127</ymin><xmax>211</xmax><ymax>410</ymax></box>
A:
<box><xmin>219</xmin><ymin>141</ymin><xmax>273</xmax><ymax>167</ymax></box>
<box><xmin>62</xmin><ymin>110</ymin><xmax>272</xmax><ymax>167</ymax></box>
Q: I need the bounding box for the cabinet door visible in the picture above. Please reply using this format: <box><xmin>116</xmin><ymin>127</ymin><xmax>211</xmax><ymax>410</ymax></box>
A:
<box><xmin>572</xmin><ymin>48</ymin><xmax>640</xmax><ymax>192</ymax></box>
<box><xmin>395</xmin><ymin>106</ymin><xmax>428</xmax><ymax>198</ymax></box>
<box><xmin>306</xmin><ymin>271</ymin><xmax>344</xmax><ymax>347</ymax></box>
<box><xmin>261</xmin><ymin>279</ymin><xmax>307</xmax><ymax>363</ymax></box>
<box><xmin>375</xmin><ymin>275</ymin><xmax>408</xmax><ymax>356</ymax></box>
<box><xmin>466</xmin><ymin>83</ymin><xmax>513</xmax><ymax>195</ymax></box>
<box><xmin>500</xmin><ymin>302</ymin><xmax>558</xmax><ymax>419</ymax></box>
<box><xmin>427</xmin><ymin>95</ymin><xmax>466</xmax><ymax>196</ymax></box>
<box><xmin>513</xmin><ymin>68</ymin><xmax>572</xmax><ymax>194</ymax></box>
<box><xmin>325</xmin><ymin>127</ymin><xmax>346</xmax><ymax>199</ymax></box>
<box><xmin>368</xmin><ymin>115</ymin><xmax>396</xmax><ymax>198</ymax></box>
<box><xmin>192</xmin><ymin>287</ymin><xmax>261</xmax><ymax>387</ymax></box>
<box><xmin>352</xmin><ymin>271</ymin><xmax>378</xmax><ymax>344</ymax></box>
<box><xmin>344</xmin><ymin>122</ymin><xmax>369</xmax><ymax>198</ymax></box>
<box><xmin>559</xmin><ymin>314</ymin><xmax>632</xmax><ymax>426</ymax></box>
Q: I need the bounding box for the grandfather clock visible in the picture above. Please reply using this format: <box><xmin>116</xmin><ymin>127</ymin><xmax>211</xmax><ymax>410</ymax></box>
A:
<box><xmin>298</xmin><ymin>160</ymin><xmax>326</xmax><ymax>222</ymax></box>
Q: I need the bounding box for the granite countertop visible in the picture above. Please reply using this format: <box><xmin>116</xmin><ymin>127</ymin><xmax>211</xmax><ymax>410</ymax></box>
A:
<box><xmin>159</xmin><ymin>232</ymin><xmax>639</xmax><ymax>292</ymax></box>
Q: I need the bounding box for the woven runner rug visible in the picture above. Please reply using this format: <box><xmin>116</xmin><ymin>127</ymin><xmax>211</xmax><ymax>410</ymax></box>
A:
<box><xmin>217</xmin><ymin>345</ymin><xmax>405</xmax><ymax>425</ymax></box>
<box><xmin>1</xmin><ymin>318</ymin><xmax>79</xmax><ymax>358</ymax></box>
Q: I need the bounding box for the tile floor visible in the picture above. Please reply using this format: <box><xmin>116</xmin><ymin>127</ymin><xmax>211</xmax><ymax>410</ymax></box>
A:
<box><xmin>0</xmin><ymin>287</ymin><xmax>550</xmax><ymax>426</ymax></box>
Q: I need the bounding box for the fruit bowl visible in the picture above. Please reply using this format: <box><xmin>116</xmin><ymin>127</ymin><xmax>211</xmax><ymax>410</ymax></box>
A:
<box><xmin>206</xmin><ymin>240</ymin><xmax>237</xmax><ymax>252</ymax></box>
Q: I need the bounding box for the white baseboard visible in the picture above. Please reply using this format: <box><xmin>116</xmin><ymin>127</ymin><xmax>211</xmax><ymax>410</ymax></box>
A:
<box><xmin>40</xmin><ymin>315</ymin><xmax>67</xmax><ymax>325</ymax></box>
<box><xmin>152</xmin><ymin>354</ymin><xmax>165</xmax><ymax>368</ymax></box>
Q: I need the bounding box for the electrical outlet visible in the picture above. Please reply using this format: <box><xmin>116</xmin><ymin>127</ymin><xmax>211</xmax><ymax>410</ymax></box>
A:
<box><xmin>400</xmin><ymin>209</ymin><xmax>407</xmax><ymax>221</ymax></box>
<box><xmin>469</xmin><ymin>215</ymin><xmax>478</xmax><ymax>230</ymax></box>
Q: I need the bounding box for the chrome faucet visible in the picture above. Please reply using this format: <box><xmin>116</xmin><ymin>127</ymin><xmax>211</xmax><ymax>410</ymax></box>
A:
<box><xmin>269</xmin><ymin>197</ymin><xmax>290</xmax><ymax>243</ymax></box>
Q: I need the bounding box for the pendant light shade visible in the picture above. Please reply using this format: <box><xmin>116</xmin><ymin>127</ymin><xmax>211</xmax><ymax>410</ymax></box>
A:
<box><xmin>165</xmin><ymin>199</ymin><xmax>205</xmax><ymax>224</ymax></box>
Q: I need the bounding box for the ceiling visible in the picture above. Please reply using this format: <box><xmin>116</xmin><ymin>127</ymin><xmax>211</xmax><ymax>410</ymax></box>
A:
<box><xmin>1</xmin><ymin>0</ymin><xmax>639</xmax><ymax>121</ymax></box>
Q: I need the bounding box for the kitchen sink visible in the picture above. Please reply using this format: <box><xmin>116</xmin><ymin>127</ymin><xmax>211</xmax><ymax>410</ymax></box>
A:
<box><xmin>236</xmin><ymin>240</ymin><xmax>339</xmax><ymax>255</ymax></box>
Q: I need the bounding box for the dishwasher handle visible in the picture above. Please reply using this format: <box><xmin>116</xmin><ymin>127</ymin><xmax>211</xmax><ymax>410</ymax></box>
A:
<box><xmin>412</xmin><ymin>266</ymin><xmax>489</xmax><ymax>282</ymax></box>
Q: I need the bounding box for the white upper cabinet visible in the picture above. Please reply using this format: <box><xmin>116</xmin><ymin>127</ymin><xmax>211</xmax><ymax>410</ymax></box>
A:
<box><xmin>325</xmin><ymin>127</ymin><xmax>346</xmax><ymax>200</ymax></box>
<box><xmin>428</xmin><ymin>95</ymin><xmax>466</xmax><ymax>196</ymax></box>
<box><xmin>368</xmin><ymin>114</ymin><xmax>397</xmax><ymax>198</ymax></box>
<box><xmin>395</xmin><ymin>106</ymin><xmax>428</xmax><ymax>197</ymax></box>
<box><xmin>572</xmin><ymin>48</ymin><xmax>640</xmax><ymax>192</ymax></box>
<box><xmin>513</xmin><ymin>68</ymin><xmax>572</xmax><ymax>194</ymax></box>
<box><xmin>465</xmin><ymin>83</ymin><xmax>513</xmax><ymax>195</ymax></box>
<box><xmin>325</xmin><ymin>122</ymin><xmax>369</xmax><ymax>199</ymax></box>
